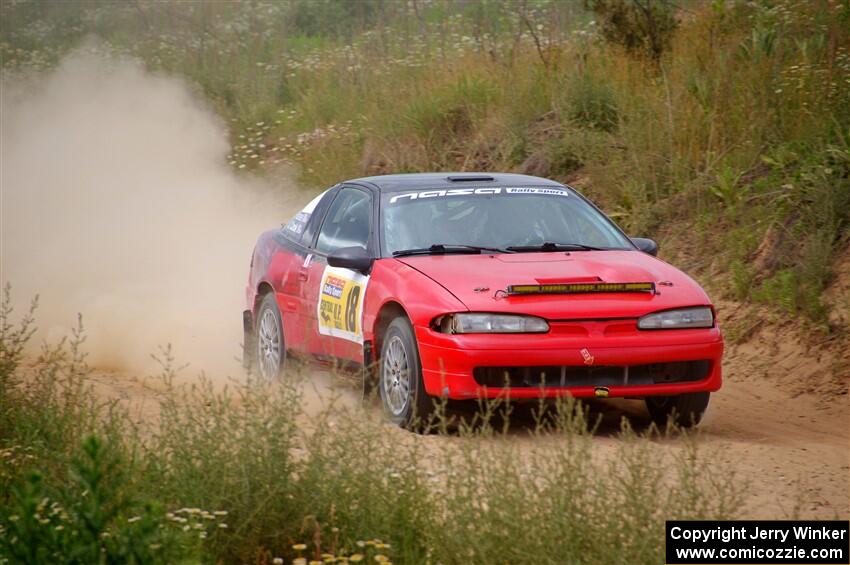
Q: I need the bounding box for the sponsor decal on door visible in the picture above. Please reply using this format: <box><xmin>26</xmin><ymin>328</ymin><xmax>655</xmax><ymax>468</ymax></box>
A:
<box><xmin>316</xmin><ymin>265</ymin><xmax>369</xmax><ymax>343</ymax></box>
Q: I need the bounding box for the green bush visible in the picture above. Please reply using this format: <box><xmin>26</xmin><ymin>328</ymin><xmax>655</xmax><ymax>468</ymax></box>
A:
<box><xmin>563</xmin><ymin>72</ymin><xmax>619</xmax><ymax>132</ymax></box>
<box><xmin>585</xmin><ymin>0</ymin><xmax>679</xmax><ymax>62</ymax></box>
<box><xmin>1</xmin><ymin>437</ymin><xmax>188</xmax><ymax>564</ymax></box>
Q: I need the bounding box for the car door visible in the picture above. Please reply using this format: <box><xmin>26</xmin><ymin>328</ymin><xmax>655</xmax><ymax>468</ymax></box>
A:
<box><xmin>301</xmin><ymin>185</ymin><xmax>374</xmax><ymax>363</ymax></box>
<box><xmin>271</xmin><ymin>187</ymin><xmax>336</xmax><ymax>352</ymax></box>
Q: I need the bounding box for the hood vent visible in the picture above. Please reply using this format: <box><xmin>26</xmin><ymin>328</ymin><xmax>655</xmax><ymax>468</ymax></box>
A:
<box><xmin>446</xmin><ymin>175</ymin><xmax>494</xmax><ymax>182</ymax></box>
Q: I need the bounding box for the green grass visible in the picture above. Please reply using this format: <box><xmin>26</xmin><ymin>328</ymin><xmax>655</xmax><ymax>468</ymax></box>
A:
<box><xmin>0</xmin><ymin>289</ymin><xmax>743</xmax><ymax>564</ymax></box>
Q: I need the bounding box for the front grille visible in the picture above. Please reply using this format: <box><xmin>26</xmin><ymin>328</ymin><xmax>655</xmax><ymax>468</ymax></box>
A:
<box><xmin>472</xmin><ymin>360</ymin><xmax>711</xmax><ymax>388</ymax></box>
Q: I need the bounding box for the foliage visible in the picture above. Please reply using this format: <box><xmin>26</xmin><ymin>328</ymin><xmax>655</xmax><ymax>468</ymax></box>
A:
<box><xmin>0</xmin><ymin>438</ymin><xmax>185</xmax><ymax>564</ymax></box>
<box><xmin>585</xmin><ymin>0</ymin><xmax>679</xmax><ymax>61</ymax></box>
<box><xmin>0</xmin><ymin>294</ymin><xmax>744</xmax><ymax>564</ymax></box>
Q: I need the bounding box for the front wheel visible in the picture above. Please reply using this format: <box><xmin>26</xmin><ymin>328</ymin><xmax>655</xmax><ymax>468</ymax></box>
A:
<box><xmin>255</xmin><ymin>293</ymin><xmax>285</xmax><ymax>379</ymax></box>
<box><xmin>645</xmin><ymin>392</ymin><xmax>710</xmax><ymax>428</ymax></box>
<box><xmin>379</xmin><ymin>317</ymin><xmax>434</xmax><ymax>430</ymax></box>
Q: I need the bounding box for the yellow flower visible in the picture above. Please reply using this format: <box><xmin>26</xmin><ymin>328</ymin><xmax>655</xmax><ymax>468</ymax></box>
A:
<box><xmin>292</xmin><ymin>544</ymin><xmax>308</xmax><ymax>551</ymax></box>
<box><xmin>374</xmin><ymin>555</ymin><xmax>389</xmax><ymax>563</ymax></box>
<box><xmin>350</xmin><ymin>555</ymin><xmax>364</xmax><ymax>563</ymax></box>
<box><xmin>292</xmin><ymin>559</ymin><xmax>307</xmax><ymax>565</ymax></box>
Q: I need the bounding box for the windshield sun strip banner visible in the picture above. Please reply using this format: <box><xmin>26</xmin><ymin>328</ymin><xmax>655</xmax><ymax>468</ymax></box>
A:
<box><xmin>388</xmin><ymin>186</ymin><xmax>569</xmax><ymax>204</ymax></box>
<box><xmin>507</xmin><ymin>282</ymin><xmax>656</xmax><ymax>295</ymax></box>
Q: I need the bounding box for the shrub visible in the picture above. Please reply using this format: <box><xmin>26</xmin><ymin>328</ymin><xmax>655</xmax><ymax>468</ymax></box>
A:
<box><xmin>0</xmin><ymin>437</ymin><xmax>189</xmax><ymax>564</ymax></box>
<box><xmin>585</xmin><ymin>0</ymin><xmax>679</xmax><ymax>62</ymax></box>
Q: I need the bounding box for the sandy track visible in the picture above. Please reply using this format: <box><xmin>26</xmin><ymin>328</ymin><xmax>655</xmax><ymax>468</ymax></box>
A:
<box><xmin>82</xmin><ymin>362</ymin><xmax>849</xmax><ymax>521</ymax></box>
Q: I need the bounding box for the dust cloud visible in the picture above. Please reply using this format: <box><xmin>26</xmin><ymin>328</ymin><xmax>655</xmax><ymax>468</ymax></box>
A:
<box><xmin>1</xmin><ymin>48</ymin><xmax>303</xmax><ymax>376</ymax></box>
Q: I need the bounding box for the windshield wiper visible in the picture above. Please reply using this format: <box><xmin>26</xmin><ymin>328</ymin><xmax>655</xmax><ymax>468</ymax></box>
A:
<box><xmin>506</xmin><ymin>242</ymin><xmax>606</xmax><ymax>252</ymax></box>
<box><xmin>392</xmin><ymin>244</ymin><xmax>512</xmax><ymax>257</ymax></box>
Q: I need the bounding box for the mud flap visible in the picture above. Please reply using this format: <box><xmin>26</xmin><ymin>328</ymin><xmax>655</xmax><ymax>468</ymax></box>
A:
<box><xmin>242</xmin><ymin>310</ymin><xmax>255</xmax><ymax>372</ymax></box>
<box><xmin>362</xmin><ymin>339</ymin><xmax>378</xmax><ymax>402</ymax></box>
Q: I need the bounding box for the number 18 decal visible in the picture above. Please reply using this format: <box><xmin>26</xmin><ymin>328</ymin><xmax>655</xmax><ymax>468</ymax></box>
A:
<box><xmin>317</xmin><ymin>265</ymin><xmax>369</xmax><ymax>343</ymax></box>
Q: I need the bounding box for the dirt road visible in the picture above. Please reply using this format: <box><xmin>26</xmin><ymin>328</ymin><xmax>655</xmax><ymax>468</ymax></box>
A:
<box><xmin>83</xmin><ymin>358</ymin><xmax>849</xmax><ymax>521</ymax></box>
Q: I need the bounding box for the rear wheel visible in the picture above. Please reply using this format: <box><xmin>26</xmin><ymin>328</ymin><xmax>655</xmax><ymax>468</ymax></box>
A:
<box><xmin>379</xmin><ymin>317</ymin><xmax>434</xmax><ymax>430</ymax></box>
<box><xmin>255</xmin><ymin>293</ymin><xmax>285</xmax><ymax>379</ymax></box>
<box><xmin>645</xmin><ymin>392</ymin><xmax>710</xmax><ymax>428</ymax></box>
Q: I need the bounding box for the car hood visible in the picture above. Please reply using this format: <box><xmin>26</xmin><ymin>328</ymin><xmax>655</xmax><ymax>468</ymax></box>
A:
<box><xmin>395</xmin><ymin>251</ymin><xmax>711</xmax><ymax>319</ymax></box>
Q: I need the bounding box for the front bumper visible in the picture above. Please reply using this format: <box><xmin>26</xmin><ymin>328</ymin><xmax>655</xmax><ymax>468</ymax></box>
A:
<box><xmin>416</xmin><ymin>322</ymin><xmax>723</xmax><ymax>400</ymax></box>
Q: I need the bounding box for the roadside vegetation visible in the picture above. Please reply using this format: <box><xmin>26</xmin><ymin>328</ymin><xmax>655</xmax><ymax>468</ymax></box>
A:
<box><xmin>0</xmin><ymin>288</ymin><xmax>742</xmax><ymax>564</ymax></box>
<box><xmin>3</xmin><ymin>0</ymin><xmax>847</xmax><ymax>325</ymax></box>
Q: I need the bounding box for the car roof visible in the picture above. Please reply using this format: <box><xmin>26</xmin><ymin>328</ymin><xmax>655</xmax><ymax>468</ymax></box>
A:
<box><xmin>344</xmin><ymin>172</ymin><xmax>565</xmax><ymax>193</ymax></box>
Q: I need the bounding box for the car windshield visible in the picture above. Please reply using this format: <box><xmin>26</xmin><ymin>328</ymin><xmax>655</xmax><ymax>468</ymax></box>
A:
<box><xmin>381</xmin><ymin>187</ymin><xmax>633</xmax><ymax>256</ymax></box>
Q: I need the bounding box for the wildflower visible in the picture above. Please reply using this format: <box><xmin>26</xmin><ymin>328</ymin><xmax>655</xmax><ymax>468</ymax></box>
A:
<box><xmin>218</xmin><ymin>523</ymin><xmax>228</xmax><ymax>528</ymax></box>
<box><xmin>127</xmin><ymin>516</ymin><xmax>141</xmax><ymax>523</ymax></box>
<box><xmin>374</xmin><ymin>556</ymin><xmax>389</xmax><ymax>563</ymax></box>
<box><xmin>292</xmin><ymin>543</ymin><xmax>308</xmax><ymax>551</ymax></box>
<box><xmin>272</xmin><ymin>558</ymin><xmax>283</xmax><ymax>564</ymax></box>
<box><xmin>350</xmin><ymin>556</ymin><xmax>364</xmax><ymax>563</ymax></box>
<box><xmin>292</xmin><ymin>559</ymin><xmax>307</xmax><ymax>565</ymax></box>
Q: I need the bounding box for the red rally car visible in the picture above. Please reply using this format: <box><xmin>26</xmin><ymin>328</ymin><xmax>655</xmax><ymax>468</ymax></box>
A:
<box><xmin>244</xmin><ymin>173</ymin><xmax>723</xmax><ymax>429</ymax></box>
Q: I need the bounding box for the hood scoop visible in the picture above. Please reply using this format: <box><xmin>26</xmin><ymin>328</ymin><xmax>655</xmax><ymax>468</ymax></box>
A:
<box><xmin>535</xmin><ymin>276</ymin><xmax>601</xmax><ymax>284</ymax></box>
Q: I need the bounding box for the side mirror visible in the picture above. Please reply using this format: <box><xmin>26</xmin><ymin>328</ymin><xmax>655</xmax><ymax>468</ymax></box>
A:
<box><xmin>327</xmin><ymin>246</ymin><xmax>374</xmax><ymax>273</ymax></box>
<box><xmin>630</xmin><ymin>237</ymin><xmax>659</xmax><ymax>257</ymax></box>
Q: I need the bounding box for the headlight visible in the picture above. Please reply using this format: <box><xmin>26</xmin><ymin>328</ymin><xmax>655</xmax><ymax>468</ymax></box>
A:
<box><xmin>442</xmin><ymin>313</ymin><xmax>549</xmax><ymax>334</ymax></box>
<box><xmin>638</xmin><ymin>307</ymin><xmax>714</xmax><ymax>330</ymax></box>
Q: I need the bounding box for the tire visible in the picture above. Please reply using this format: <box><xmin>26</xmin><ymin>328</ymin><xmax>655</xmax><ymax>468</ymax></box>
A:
<box><xmin>255</xmin><ymin>293</ymin><xmax>285</xmax><ymax>379</ymax></box>
<box><xmin>645</xmin><ymin>392</ymin><xmax>710</xmax><ymax>428</ymax></box>
<box><xmin>379</xmin><ymin>317</ymin><xmax>434</xmax><ymax>430</ymax></box>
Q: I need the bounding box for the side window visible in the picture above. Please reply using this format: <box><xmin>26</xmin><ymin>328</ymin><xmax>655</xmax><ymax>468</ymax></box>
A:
<box><xmin>283</xmin><ymin>189</ymin><xmax>329</xmax><ymax>243</ymax></box>
<box><xmin>315</xmin><ymin>188</ymin><xmax>372</xmax><ymax>254</ymax></box>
